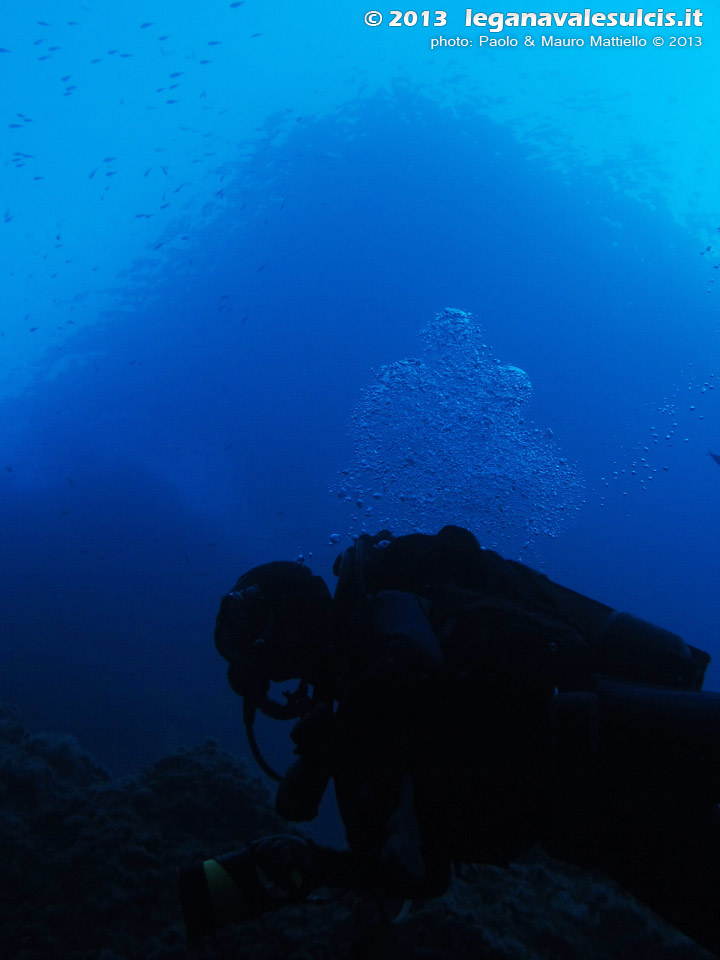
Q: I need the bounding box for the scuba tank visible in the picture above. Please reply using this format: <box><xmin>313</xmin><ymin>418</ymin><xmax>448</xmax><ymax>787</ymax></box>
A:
<box><xmin>333</xmin><ymin>526</ymin><xmax>710</xmax><ymax>693</ymax></box>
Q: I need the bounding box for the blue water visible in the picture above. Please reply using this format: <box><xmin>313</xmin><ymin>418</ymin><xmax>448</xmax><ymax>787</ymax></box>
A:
<box><xmin>2</xmin><ymin>0</ymin><xmax>719</xmax><ymax>797</ymax></box>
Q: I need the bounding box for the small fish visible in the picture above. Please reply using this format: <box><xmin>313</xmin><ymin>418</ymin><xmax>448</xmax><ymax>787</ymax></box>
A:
<box><xmin>207</xmin><ymin>40</ymin><xmax>222</xmax><ymax>45</ymax></box>
<box><xmin>140</xmin><ymin>22</ymin><xmax>154</xmax><ymax>28</ymax></box>
<box><xmin>61</xmin><ymin>74</ymin><xmax>71</xmax><ymax>80</ymax></box>
<box><xmin>158</xmin><ymin>35</ymin><xmax>169</xmax><ymax>40</ymax></box>
<box><xmin>709</xmin><ymin>450</ymin><xmax>720</xmax><ymax>468</ymax></box>
<box><xmin>88</xmin><ymin>168</ymin><xmax>96</xmax><ymax>178</ymax></box>
<box><xmin>169</xmin><ymin>71</ymin><xmax>183</xmax><ymax>77</ymax></box>
<box><xmin>103</xmin><ymin>156</ymin><xmax>115</xmax><ymax>162</ymax></box>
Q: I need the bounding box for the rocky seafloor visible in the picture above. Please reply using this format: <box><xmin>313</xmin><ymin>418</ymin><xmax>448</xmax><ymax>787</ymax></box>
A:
<box><xmin>0</xmin><ymin>700</ymin><xmax>714</xmax><ymax>960</ymax></box>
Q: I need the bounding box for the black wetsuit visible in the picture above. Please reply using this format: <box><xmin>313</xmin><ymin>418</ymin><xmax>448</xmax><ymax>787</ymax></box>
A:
<box><xmin>283</xmin><ymin>526</ymin><xmax>720</xmax><ymax>954</ymax></box>
<box><xmin>549</xmin><ymin>679</ymin><xmax>720</xmax><ymax>954</ymax></box>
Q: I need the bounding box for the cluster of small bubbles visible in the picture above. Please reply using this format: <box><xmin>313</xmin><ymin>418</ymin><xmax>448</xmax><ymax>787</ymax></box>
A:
<box><xmin>611</xmin><ymin>246</ymin><xmax>720</xmax><ymax>493</ymax></box>
<box><xmin>332</xmin><ymin>308</ymin><xmax>584</xmax><ymax>552</ymax></box>
<box><xmin>600</xmin><ymin>349</ymin><xmax>719</xmax><ymax>506</ymax></box>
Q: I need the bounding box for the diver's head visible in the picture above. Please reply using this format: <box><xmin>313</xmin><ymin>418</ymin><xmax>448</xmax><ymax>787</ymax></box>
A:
<box><xmin>215</xmin><ymin>561</ymin><xmax>333</xmax><ymax>700</ymax></box>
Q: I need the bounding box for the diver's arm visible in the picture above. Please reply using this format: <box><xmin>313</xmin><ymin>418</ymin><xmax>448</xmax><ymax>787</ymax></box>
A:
<box><xmin>275</xmin><ymin>756</ymin><xmax>332</xmax><ymax>820</ymax></box>
<box><xmin>275</xmin><ymin>700</ymin><xmax>336</xmax><ymax>821</ymax></box>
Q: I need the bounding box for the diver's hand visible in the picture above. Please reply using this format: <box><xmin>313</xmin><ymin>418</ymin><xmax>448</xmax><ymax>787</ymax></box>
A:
<box><xmin>247</xmin><ymin>834</ymin><xmax>315</xmax><ymax>901</ymax></box>
<box><xmin>276</xmin><ymin>757</ymin><xmax>331</xmax><ymax>821</ymax></box>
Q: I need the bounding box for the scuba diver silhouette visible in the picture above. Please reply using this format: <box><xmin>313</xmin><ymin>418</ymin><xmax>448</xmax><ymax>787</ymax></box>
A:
<box><xmin>179</xmin><ymin>526</ymin><xmax>720</xmax><ymax>956</ymax></box>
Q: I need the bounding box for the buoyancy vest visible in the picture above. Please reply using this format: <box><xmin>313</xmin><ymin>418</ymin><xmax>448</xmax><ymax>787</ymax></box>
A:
<box><xmin>332</xmin><ymin>525</ymin><xmax>710</xmax><ymax>695</ymax></box>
